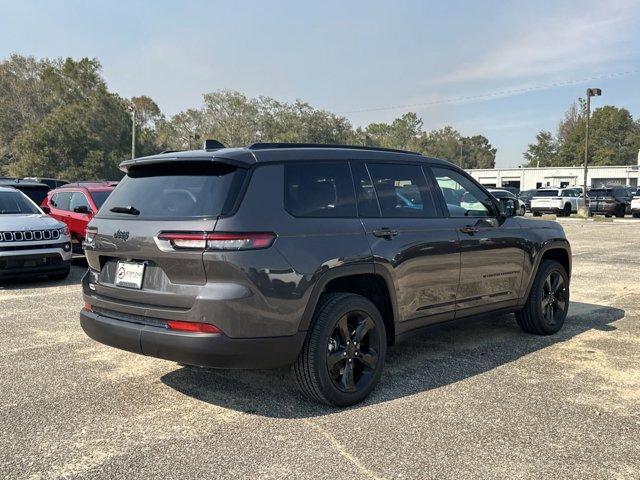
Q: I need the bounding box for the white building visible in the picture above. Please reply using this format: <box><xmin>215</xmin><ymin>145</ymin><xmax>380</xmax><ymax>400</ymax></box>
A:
<box><xmin>466</xmin><ymin>150</ymin><xmax>640</xmax><ymax>191</ymax></box>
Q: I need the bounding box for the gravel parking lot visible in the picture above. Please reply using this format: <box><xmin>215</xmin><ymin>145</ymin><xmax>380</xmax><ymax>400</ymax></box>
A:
<box><xmin>1</xmin><ymin>220</ymin><xmax>639</xmax><ymax>480</ymax></box>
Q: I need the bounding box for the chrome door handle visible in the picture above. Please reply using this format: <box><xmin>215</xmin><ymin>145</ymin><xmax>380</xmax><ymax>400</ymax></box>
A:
<box><xmin>372</xmin><ymin>228</ymin><xmax>398</xmax><ymax>239</ymax></box>
<box><xmin>459</xmin><ymin>226</ymin><xmax>479</xmax><ymax>235</ymax></box>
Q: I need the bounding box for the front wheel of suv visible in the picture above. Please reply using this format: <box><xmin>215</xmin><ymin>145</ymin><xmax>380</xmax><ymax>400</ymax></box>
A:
<box><xmin>515</xmin><ymin>259</ymin><xmax>569</xmax><ymax>335</ymax></box>
<box><xmin>293</xmin><ymin>292</ymin><xmax>387</xmax><ymax>407</ymax></box>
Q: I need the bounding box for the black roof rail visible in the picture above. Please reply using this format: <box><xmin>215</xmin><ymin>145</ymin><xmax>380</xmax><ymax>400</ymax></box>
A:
<box><xmin>246</xmin><ymin>142</ymin><xmax>420</xmax><ymax>155</ymax></box>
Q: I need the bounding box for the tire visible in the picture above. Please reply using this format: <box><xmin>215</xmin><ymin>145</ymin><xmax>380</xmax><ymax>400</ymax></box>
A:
<box><xmin>515</xmin><ymin>260</ymin><xmax>569</xmax><ymax>335</ymax></box>
<box><xmin>615</xmin><ymin>205</ymin><xmax>625</xmax><ymax>218</ymax></box>
<box><xmin>519</xmin><ymin>205</ymin><xmax>526</xmax><ymax>216</ymax></box>
<box><xmin>533</xmin><ymin>212</ymin><xmax>542</xmax><ymax>217</ymax></box>
<box><xmin>560</xmin><ymin>203</ymin><xmax>571</xmax><ymax>217</ymax></box>
<box><xmin>48</xmin><ymin>267</ymin><xmax>70</xmax><ymax>281</ymax></box>
<box><xmin>293</xmin><ymin>292</ymin><xmax>387</xmax><ymax>407</ymax></box>
<box><xmin>633</xmin><ymin>213</ymin><xmax>640</xmax><ymax>219</ymax></box>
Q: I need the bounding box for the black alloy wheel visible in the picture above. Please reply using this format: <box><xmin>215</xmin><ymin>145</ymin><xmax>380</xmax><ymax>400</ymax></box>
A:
<box><xmin>540</xmin><ymin>270</ymin><xmax>568</xmax><ymax>329</ymax></box>
<box><xmin>326</xmin><ymin>310</ymin><xmax>381</xmax><ymax>393</ymax></box>
<box><xmin>293</xmin><ymin>292</ymin><xmax>387</xmax><ymax>406</ymax></box>
<box><xmin>515</xmin><ymin>259</ymin><xmax>569</xmax><ymax>335</ymax></box>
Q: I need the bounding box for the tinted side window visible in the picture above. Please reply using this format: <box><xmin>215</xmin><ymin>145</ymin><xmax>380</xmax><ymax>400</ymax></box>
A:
<box><xmin>70</xmin><ymin>192</ymin><xmax>91</xmax><ymax>211</ymax></box>
<box><xmin>366</xmin><ymin>163</ymin><xmax>437</xmax><ymax>218</ymax></box>
<box><xmin>53</xmin><ymin>191</ymin><xmax>72</xmax><ymax>211</ymax></box>
<box><xmin>351</xmin><ymin>162</ymin><xmax>380</xmax><ymax>217</ymax></box>
<box><xmin>284</xmin><ymin>162</ymin><xmax>356</xmax><ymax>217</ymax></box>
<box><xmin>431</xmin><ymin>166</ymin><xmax>493</xmax><ymax>217</ymax></box>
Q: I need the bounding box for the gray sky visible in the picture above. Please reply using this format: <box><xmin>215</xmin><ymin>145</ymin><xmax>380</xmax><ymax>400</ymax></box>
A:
<box><xmin>1</xmin><ymin>0</ymin><xmax>639</xmax><ymax>166</ymax></box>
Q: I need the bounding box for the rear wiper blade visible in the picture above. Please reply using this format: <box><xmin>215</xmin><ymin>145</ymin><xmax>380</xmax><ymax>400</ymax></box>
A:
<box><xmin>110</xmin><ymin>205</ymin><xmax>140</xmax><ymax>215</ymax></box>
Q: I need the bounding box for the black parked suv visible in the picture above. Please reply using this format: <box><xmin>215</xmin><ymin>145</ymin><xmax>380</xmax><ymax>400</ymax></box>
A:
<box><xmin>587</xmin><ymin>186</ymin><xmax>630</xmax><ymax>217</ymax></box>
<box><xmin>80</xmin><ymin>143</ymin><xmax>572</xmax><ymax>406</ymax></box>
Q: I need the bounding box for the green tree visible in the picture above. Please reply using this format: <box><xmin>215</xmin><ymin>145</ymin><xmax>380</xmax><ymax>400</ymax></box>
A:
<box><xmin>528</xmin><ymin>102</ymin><xmax>640</xmax><ymax>167</ymax></box>
<box><xmin>419</xmin><ymin>126</ymin><xmax>462</xmax><ymax>162</ymax></box>
<box><xmin>589</xmin><ymin>106</ymin><xmax>640</xmax><ymax>165</ymax></box>
<box><xmin>363</xmin><ymin>113</ymin><xmax>423</xmax><ymax>150</ymax></box>
<box><xmin>462</xmin><ymin>135</ymin><xmax>497</xmax><ymax>169</ymax></box>
<box><xmin>9</xmin><ymin>89</ymin><xmax>130</xmax><ymax>180</ymax></box>
<box><xmin>524</xmin><ymin>131</ymin><xmax>558</xmax><ymax>167</ymax></box>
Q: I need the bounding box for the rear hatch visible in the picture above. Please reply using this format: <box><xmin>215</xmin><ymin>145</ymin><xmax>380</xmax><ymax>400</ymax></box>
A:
<box><xmin>85</xmin><ymin>161</ymin><xmax>247</xmax><ymax>309</ymax></box>
<box><xmin>531</xmin><ymin>190</ymin><xmax>561</xmax><ymax>208</ymax></box>
<box><xmin>587</xmin><ymin>189</ymin><xmax>614</xmax><ymax>211</ymax></box>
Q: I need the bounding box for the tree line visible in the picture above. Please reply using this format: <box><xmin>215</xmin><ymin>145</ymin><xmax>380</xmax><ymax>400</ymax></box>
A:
<box><xmin>0</xmin><ymin>55</ymin><xmax>497</xmax><ymax>180</ymax></box>
<box><xmin>524</xmin><ymin>100</ymin><xmax>640</xmax><ymax>167</ymax></box>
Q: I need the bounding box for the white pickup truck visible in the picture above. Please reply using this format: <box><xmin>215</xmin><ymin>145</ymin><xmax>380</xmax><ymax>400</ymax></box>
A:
<box><xmin>530</xmin><ymin>188</ymin><xmax>585</xmax><ymax>217</ymax></box>
<box><xmin>631</xmin><ymin>191</ymin><xmax>640</xmax><ymax>218</ymax></box>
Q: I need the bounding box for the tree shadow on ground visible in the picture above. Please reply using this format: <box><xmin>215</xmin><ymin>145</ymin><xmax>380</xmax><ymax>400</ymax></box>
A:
<box><xmin>161</xmin><ymin>301</ymin><xmax>623</xmax><ymax>418</ymax></box>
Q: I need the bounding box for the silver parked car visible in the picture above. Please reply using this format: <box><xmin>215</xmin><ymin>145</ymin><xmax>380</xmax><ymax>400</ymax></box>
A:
<box><xmin>0</xmin><ymin>186</ymin><xmax>73</xmax><ymax>280</ymax></box>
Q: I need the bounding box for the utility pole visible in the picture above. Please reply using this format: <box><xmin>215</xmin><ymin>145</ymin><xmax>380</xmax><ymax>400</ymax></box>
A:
<box><xmin>129</xmin><ymin>105</ymin><xmax>136</xmax><ymax>159</ymax></box>
<box><xmin>579</xmin><ymin>87</ymin><xmax>602</xmax><ymax>217</ymax></box>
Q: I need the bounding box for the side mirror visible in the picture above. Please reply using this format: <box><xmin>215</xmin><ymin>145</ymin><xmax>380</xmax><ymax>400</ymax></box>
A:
<box><xmin>41</xmin><ymin>206</ymin><xmax>51</xmax><ymax>214</ymax></box>
<box><xmin>74</xmin><ymin>205</ymin><xmax>90</xmax><ymax>214</ymax></box>
<box><xmin>501</xmin><ymin>198</ymin><xmax>517</xmax><ymax>217</ymax></box>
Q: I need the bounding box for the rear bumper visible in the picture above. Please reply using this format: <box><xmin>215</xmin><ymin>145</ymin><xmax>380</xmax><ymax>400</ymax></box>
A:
<box><xmin>80</xmin><ymin>309</ymin><xmax>306</xmax><ymax>369</ymax></box>
<box><xmin>531</xmin><ymin>206</ymin><xmax>561</xmax><ymax>214</ymax></box>
<box><xmin>589</xmin><ymin>205</ymin><xmax>617</xmax><ymax>214</ymax></box>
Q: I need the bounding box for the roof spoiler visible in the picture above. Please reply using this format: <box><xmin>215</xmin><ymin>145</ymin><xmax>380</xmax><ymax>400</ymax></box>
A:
<box><xmin>203</xmin><ymin>139</ymin><xmax>225</xmax><ymax>150</ymax></box>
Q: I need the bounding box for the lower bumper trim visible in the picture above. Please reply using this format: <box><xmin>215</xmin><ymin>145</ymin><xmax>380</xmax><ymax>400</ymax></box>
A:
<box><xmin>80</xmin><ymin>309</ymin><xmax>306</xmax><ymax>369</ymax></box>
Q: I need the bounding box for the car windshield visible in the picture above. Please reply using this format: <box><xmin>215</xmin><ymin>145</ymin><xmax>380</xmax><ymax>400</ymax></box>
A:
<box><xmin>90</xmin><ymin>190</ymin><xmax>112</xmax><ymax>209</ymax></box>
<box><xmin>99</xmin><ymin>162</ymin><xmax>246</xmax><ymax>219</ymax></box>
<box><xmin>535</xmin><ymin>190</ymin><xmax>559</xmax><ymax>197</ymax></box>
<box><xmin>0</xmin><ymin>190</ymin><xmax>40</xmax><ymax>214</ymax></box>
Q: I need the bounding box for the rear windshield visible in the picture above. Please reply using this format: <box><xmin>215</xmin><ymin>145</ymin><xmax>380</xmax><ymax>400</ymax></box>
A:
<box><xmin>99</xmin><ymin>162</ymin><xmax>246</xmax><ymax>219</ymax></box>
<box><xmin>89</xmin><ymin>190</ymin><xmax>112</xmax><ymax>209</ymax></box>
<box><xmin>535</xmin><ymin>190</ymin><xmax>559</xmax><ymax>197</ymax></box>
<box><xmin>0</xmin><ymin>190</ymin><xmax>40</xmax><ymax>214</ymax></box>
<box><xmin>16</xmin><ymin>186</ymin><xmax>49</xmax><ymax>205</ymax></box>
<box><xmin>588</xmin><ymin>189</ymin><xmax>612</xmax><ymax>197</ymax></box>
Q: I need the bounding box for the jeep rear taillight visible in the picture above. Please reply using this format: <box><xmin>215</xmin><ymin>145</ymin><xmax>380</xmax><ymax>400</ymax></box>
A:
<box><xmin>157</xmin><ymin>232</ymin><xmax>276</xmax><ymax>251</ymax></box>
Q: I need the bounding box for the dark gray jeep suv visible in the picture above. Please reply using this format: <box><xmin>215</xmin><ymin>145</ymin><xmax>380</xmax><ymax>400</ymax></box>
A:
<box><xmin>80</xmin><ymin>142</ymin><xmax>571</xmax><ymax>406</ymax></box>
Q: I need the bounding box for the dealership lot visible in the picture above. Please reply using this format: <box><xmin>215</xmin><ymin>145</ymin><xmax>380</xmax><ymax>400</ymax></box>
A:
<box><xmin>1</xmin><ymin>221</ymin><xmax>639</xmax><ymax>480</ymax></box>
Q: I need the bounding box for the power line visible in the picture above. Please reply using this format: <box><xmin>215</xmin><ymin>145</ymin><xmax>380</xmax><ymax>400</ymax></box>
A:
<box><xmin>339</xmin><ymin>70</ymin><xmax>640</xmax><ymax>115</ymax></box>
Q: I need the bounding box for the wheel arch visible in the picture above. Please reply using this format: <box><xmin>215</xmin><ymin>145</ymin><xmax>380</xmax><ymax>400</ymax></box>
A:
<box><xmin>298</xmin><ymin>265</ymin><xmax>398</xmax><ymax>346</ymax></box>
<box><xmin>522</xmin><ymin>240</ymin><xmax>571</xmax><ymax>302</ymax></box>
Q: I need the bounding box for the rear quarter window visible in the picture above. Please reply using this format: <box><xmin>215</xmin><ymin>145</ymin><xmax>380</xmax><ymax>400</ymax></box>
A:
<box><xmin>284</xmin><ymin>162</ymin><xmax>356</xmax><ymax>217</ymax></box>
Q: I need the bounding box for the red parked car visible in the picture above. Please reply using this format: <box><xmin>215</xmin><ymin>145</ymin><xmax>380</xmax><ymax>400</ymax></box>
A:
<box><xmin>42</xmin><ymin>182</ymin><xmax>116</xmax><ymax>250</ymax></box>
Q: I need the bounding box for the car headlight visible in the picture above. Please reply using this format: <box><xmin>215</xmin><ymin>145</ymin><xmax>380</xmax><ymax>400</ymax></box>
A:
<box><xmin>59</xmin><ymin>226</ymin><xmax>70</xmax><ymax>237</ymax></box>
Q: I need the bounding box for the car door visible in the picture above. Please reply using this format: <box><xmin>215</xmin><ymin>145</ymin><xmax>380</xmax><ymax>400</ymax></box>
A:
<box><xmin>68</xmin><ymin>191</ymin><xmax>93</xmax><ymax>240</ymax></box>
<box><xmin>428</xmin><ymin>166</ymin><xmax>525</xmax><ymax>316</ymax></box>
<box><xmin>49</xmin><ymin>191</ymin><xmax>73</xmax><ymax>225</ymax></box>
<box><xmin>353</xmin><ymin>161</ymin><xmax>460</xmax><ymax>330</ymax></box>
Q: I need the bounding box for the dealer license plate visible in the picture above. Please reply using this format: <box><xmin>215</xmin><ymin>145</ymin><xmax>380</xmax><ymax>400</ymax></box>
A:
<box><xmin>114</xmin><ymin>261</ymin><xmax>145</xmax><ymax>289</ymax></box>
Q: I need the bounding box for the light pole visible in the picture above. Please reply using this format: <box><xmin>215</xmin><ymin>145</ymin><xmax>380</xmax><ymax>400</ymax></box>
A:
<box><xmin>128</xmin><ymin>104</ymin><xmax>136</xmax><ymax>159</ymax></box>
<box><xmin>579</xmin><ymin>87</ymin><xmax>602</xmax><ymax>217</ymax></box>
